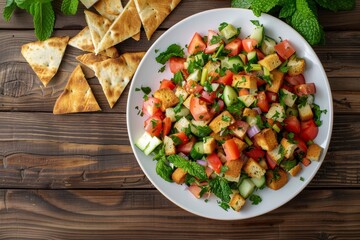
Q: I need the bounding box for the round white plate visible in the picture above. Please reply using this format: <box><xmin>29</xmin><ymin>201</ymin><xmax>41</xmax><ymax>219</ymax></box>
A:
<box><xmin>127</xmin><ymin>8</ymin><xmax>333</xmax><ymax>220</ymax></box>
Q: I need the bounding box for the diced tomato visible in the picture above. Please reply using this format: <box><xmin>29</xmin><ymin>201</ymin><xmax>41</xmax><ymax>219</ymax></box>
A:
<box><xmin>266</xmin><ymin>152</ymin><xmax>278</xmax><ymax>169</ymax></box>
<box><xmin>142</xmin><ymin>97</ymin><xmax>162</xmax><ymax>117</ymax></box>
<box><xmin>239</xmin><ymin>88</ymin><xmax>250</xmax><ymax>96</ymax></box>
<box><xmin>266</xmin><ymin>91</ymin><xmax>279</xmax><ymax>103</ymax></box>
<box><xmin>256</xmin><ymin>77</ymin><xmax>266</xmax><ymax>87</ymax></box>
<box><xmin>216</xmin><ymin>69</ymin><xmax>233</xmax><ymax>85</ymax></box>
<box><xmin>282</xmin><ymin>83</ymin><xmax>294</xmax><ymax>93</ymax></box>
<box><xmin>285</xmin><ymin>74</ymin><xmax>305</xmax><ymax>86</ymax></box>
<box><xmin>177</xmin><ymin>137</ymin><xmax>196</xmax><ymax>154</ymax></box>
<box><xmin>294</xmin><ymin>83</ymin><xmax>316</xmax><ymax>96</ymax></box>
<box><xmin>283</xmin><ymin>116</ymin><xmax>301</xmax><ymax>134</ymax></box>
<box><xmin>190</xmin><ymin>97</ymin><xmax>212</xmax><ymax>121</ymax></box>
<box><xmin>245</xmin><ymin>147</ymin><xmax>265</xmax><ymax>161</ymax></box>
<box><xmin>229</xmin><ymin>120</ymin><xmax>249</xmax><ymax>139</ymax></box>
<box><xmin>144</xmin><ymin>116</ymin><xmax>163</xmax><ymax>137</ymax></box>
<box><xmin>188</xmin><ymin>185</ymin><xmax>202</xmax><ymax>198</ymax></box>
<box><xmin>301</xmin><ymin>157</ymin><xmax>311</xmax><ymax>166</ymax></box>
<box><xmin>300</xmin><ymin>119</ymin><xmax>319</xmax><ymax>142</ymax></box>
<box><xmin>225</xmin><ymin>38</ymin><xmax>242</xmax><ymax>56</ymax></box>
<box><xmin>255</xmin><ymin>49</ymin><xmax>265</xmax><ymax>60</ymax></box>
<box><xmin>171</xmin><ymin>132</ymin><xmax>189</xmax><ymax>145</ymax></box>
<box><xmin>257</xmin><ymin>91</ymin><xmax>270</xmax><ymax>113</ymax></box>
<box><xmin>181</xmin><ymin>69</ymin><xmax>189</xmax><ymax>79</ymax></box>
<box><xmin>205</xmin><ymin>30</ymin><xmax>222</xmax><ymax>54</ymax></box>
<box><xmin>294</xmin><ymin>136</ymin><xmax>307</xmax><ymax>153</ymax></box>
<box><xmin>160</xmin><ymin>79</ymin><xmax>176</xmax><ymax>90</ymax></box>
<box><xmin>185</xmin><ymin>80</ymin><xmax>203</xmax><ymax>94</ymax></box>
<box><xmin>274</xmin><ymin>40</ymin><xmax>296</xmax><ymax>60</ymax></box>
<box><xmin>169</xmin><ymin>57</ymin><xmax>186</xmax><ymax>73</ymax></box>
<box><xmin>205</xmin><ymin>167</ymin><xmax>214</xmax><ymax>178</ymax></box>
<box><xmin>206</xmin><ymin>153</ymin><xmax>223</xmax><ymax>174</ymax></box>
<box><xmin>200</xmin><ymin>90</ymin><xmax>217</xmax><ymax>104</ymax></box>
<box><xmin>207</xmin><ymin>71</ymin><xmax>220</xmax><ymax>82</ymax></box>
<box><xmin>210</xmin><ymin>99</ymin><xmax>225</xmax><ymax>115</ymax></box>
<box><xmin>222</xmin><ymin>139</ymin><xmax>241</xmax><ymax>161</ymax></box>
<box><xmin>162</xmin><ymin>117</ymin><xmax>172</xmax><ymax>138</ymax></box>
<box><xmin>188</xmin><ymin>32</ymin><xmax>206</xmax><ymax>55</ymax></box>
<box><xmin>242</xmin><ymin>38</ymin><xmax>258</xmax><ymax>52</ymax></box>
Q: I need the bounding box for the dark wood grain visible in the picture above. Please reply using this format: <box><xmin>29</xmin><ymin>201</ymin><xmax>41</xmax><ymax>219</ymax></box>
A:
<box><xmin>0</xmin><ymin>189</ymin><xmax>359</xmax><ymax>239</ymax></box>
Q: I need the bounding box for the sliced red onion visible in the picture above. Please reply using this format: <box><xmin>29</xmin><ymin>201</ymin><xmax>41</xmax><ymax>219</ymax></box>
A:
<box><xmin>253</xmin><ymin>107</ymin><xmax>262</xmax><ymax>115</ymax></box>
<box><xmin>178</xmin><ymin>152</ymin><xmax>189</xmax><ymax>160</ymax></box>
<box><xmin>196</xmin><ymin>159</ymin><xmax>208</xmax><ymax>167</ymax></box>
<box><xmin>247</xmin><ymin>125</ymin><xmax>261</xmax><ymax>138</ymax></box>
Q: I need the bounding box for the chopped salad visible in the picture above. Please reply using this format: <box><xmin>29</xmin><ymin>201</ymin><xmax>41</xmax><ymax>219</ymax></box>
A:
<box><xmin>135</xmin><ymin>20</ymin><xmax>326</xmax><ymax>211</ymax></box>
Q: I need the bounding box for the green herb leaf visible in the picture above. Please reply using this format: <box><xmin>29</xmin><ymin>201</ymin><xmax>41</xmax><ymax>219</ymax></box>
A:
<box><xmin>313</xmin><ymin>103</ymin><xmax>327</xmax><ymax>126</ymax></box>
<box><xmin>249</xmin><ymin>194</ymin><xmax>262</xmax><ymax>205</ymax></box>
<box><xmin>156</xmin><ymin>159</ymin><xmax>173</xmax><ymax>182</ymax></box>
<box><xmin>61</xmin><ymin>0</ymin><xmax>78</xmax><ymax>15</ymax></box>
<box><xmin>251</xmin><ymin>0</ymin><xmax>280</xmax><ymax>17</ymax></box>
<box><xmin>167</xmin><ymin>155</ymin><xmax>207</xmax><ymax>181</ymax></box>
<box><xmin>155</xmin><ymin>44</ymin><xmax>184</xmax><ymax>64</ymax></box>
<box><xmin>31</xmin><ymin>2</ymin><xmax>55</xmax><ymax>41</ymax></box>
<box><xmin>3</xmin><ymin>0</ymin><xmax>16</xmax><ymax>21</ymax></box>
<box><xmin>314</xmin><ymin>0</ymin><xmax>355</xmax><ymax>12</ymax></box>
<box><xmin>279</xmin><ymin>0</ymin><xmax>296</xmax><ymax>18</ymax></box>
<box><xmin>172</xmin><ymin>71</ymin><xmax>184</xmax><ymax>85</ymax></box>
<box><xmin>209</xmin><ymin>176</ymin><xmax>232</xmax><ymax>203</ymax></box>
<box><xmin>192</xmin><ymin>125</ymin><xmax>212</xmax><ymax>138</ymax></box>
<box><xmin>231</xmin><ymin>0</ymin><xmax>254</xmax><ymax>8</ymax></box>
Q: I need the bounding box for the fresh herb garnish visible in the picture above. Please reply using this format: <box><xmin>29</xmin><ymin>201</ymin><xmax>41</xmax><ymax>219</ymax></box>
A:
<box><xmin>155</xmin><ymin>44</ymin><xmax>184</xmax><ymax>64</ymax></box>
<box><xmin>167</xmin><ymin>155</ymin><xmax>207</xmax><ymax>181</ymax></box>
<box><xmin>313</xmin><ymin>103</ymin><xmax>327</xmax><ymax>126</ymax></box>
<box><xmin>210</xmin><ymin>176</ymin><xmax>232</xmax><ymax>203</ymax></box>
<box><xmin>172</xmin><ymin>71</ymin><xmax>184</xmax><ymax>85</ymax></box>
<box><xmin>249</xmin><ymin>194</ymin><xmax>262</xmax><ymax>205</ymax></box>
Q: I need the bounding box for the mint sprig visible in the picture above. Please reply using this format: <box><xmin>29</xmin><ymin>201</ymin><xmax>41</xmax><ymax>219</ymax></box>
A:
<box><xmin>231</xmin><ymin>0</ymin><xmax>356</xmax><ymax>45</ymax></box>
<box><xmin>2</xmin><ymin>0</ymin><xmax>79</xmax><ymax>41</ymax></box>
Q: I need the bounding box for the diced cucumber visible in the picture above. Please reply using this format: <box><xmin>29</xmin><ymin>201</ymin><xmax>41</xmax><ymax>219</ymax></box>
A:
<box><xmin>166</xmin><ymin>107</ymin><xmax>190</xmax><ymax>122</ymax></box>
<box><xmin>251</xmin><ymin>175</ymin><xmax>266</xmax><ymax>188</ymax></box>
<box><xmin>190</xmin><ymin>120</ymin><xmax>212</xmax><ymax>137</ymax></box>
<box><xmin>190</xmin><ymin>142</ymin><xmax>205</xmax><ymax>160</ymax></box>
<box><xmin>263</xmin><ymin>66</ymin><xmax>270</xmax><ymax>77</ymax></box>
<box><xmin>247</xmin><ymin>51</ymin><xmax>258</xmax><ymax>64</ymax></box>
<box><xmin>194</xmin><ymin>52</ymin><xmax>207</xmax><ymax>67</ymax></box>
<box><xmin>223</xmin><ymin>85</ymin><xmax>238</xmax><ymax>107</ymax></box>
<box><xmin>246</xmin><ymin>116</ymin><xmax>258</xmax><ymax>126</ymax></box>
<box><xmin>187</xmin><ymin>69</ymin><xmax>201</xmax><ymax>82</ymax></box>
<box><xmin>221</xmin><ymin>55</ymin><xmax>243</xmax><ymax>70</ymax></box>
<box><xmin>239</xmin><ymin>178</ymin><xmax>256</xmax><ymax>198</ymax></box>
<box><xmin>200</xmin><ymin>68</ymin><xmax>208</xmax><ymax>86</ymax></box>
<box><xmin>238</xmin><ymin>95</ymin><xmax>256</xmax><ymax>107</ymax></box>
<box><xmin>135</xmin><ymin>132</ymin><xmax>153</xmax><ymax>151</ymax></box>
<box><xmin>143</xmin><ymin>136</ymin><xmax>162</xmax><ymax>155</ymax></box>
<box><xmin>174</xmin><ymin>116</ymin><xmax>190</xmax><ymax>133</ymax></box>
<box><xmin>220</xmin><ymin>23</ymin><xmax>239</xmax><ymax>40</ymax></box>
<box><xmin>250</xmin><ymin>25</ymin><xmax>264</xmax><ymax>46</ymax></box>
<box><xmin>261</xmin><ymin>36</ymin><xmax>277</xmax><ymax>55</ymax></box>
<box><xmin>280</xmin><ymin>88</ymin><xmax>297</xmax><ymax>107</ymax></box>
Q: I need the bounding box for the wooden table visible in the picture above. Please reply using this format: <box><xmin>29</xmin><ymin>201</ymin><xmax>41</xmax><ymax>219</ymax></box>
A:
<box><xmin>0</xmin><ymin>1</ymin><xmax>359</xmax><ymax>239</ymax></box>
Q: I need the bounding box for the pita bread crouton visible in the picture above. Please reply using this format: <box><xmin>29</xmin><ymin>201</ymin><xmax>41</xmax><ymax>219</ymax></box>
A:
<box><xmin>53</xmin><ymin>65</ymin><xmax>101</xmax><ymax>114</ymax></box>
<box><xmin>96</xmin><ymin>0</ymin><xmax>141</xmax><ymax>53</ymax></box>
<box><xmin>69</xmin><ymin>27</ymin><xmax>119</xmax><ymax>58</ymax></box>
<box><xmin>80</xmin><ymin>0</ymin><xmax>99</xmax><ymax>8</ymax></box>
<box><xmin>21</xmin><ymin>36</ymin><xmax>69</xmax><ymax>87</ymax></box>
<box><xmin>134</xmin><ymin>0</ymin><xmax>182</xmax><ymax>40</ymax></box>
<box><xmin>92</xmin><ymin>52</ymin><xmax>145</xmax><ymax>108</ymax></box>
<box><xmin>94</xmin><ymin>0</ymin><xmax>124</xmax><ymax>21</ymax></box>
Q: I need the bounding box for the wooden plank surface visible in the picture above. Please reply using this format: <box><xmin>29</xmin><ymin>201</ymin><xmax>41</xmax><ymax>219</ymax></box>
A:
<box><xmin>0</xmin><ymin>189</ymin><xmax>359</xmax><ymax>239</ymax></box>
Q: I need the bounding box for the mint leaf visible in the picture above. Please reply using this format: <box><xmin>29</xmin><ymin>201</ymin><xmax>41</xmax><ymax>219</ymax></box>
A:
<box><xmin>167</xmin><ymin>155</ymin><xmax>207</xmax><ymax>181</ymax></box>
<box><xmin>31</xmin><ymin>2</ymin><xmax>55</xmax><ymax>41</ymax></box>
<box><xmin>61</xmin><ymin>0</ymin><xmax>78</xmax><ymax>15</ymax></box>
<box><xmin>290</xmin><ymin>0</ymin><xmax>323</xmax><ymax>45</ymax></box>
<box><xmin>231</xmin><ymin>0</ymin><xmax>254</xmax><ymax>8</ymax></box>
<box><xmin>315</xmin><ymin>0</ymin><xmax>355</xmax><ymax>12</ymax></box>
<box><xmin>155</xmin><ymin>44</ymin><xmax>184</xmax><ymax>64</ymax></box>
<box><xmin>156</xmin><ymin>159</ymin><xmax>173</xmax><ymax>182</ymax></box>
<box><xmin>251</xmin><ymin>0</ymin><xmax>280</xmax><ymax>17</ymax></box>
<box><xmin>3</xmin><ymin>0</ymin><xmax>16</xmax><ymax>21</ymax></box>
<box><xmin>279</xmin><ymin>1</ymin><xmax>296</xmax><ymax>18</ymax></box>
<box><xmin>209</xmin><ymin>177</ymin><xmax>232</xmax><ymax>203</ymax></box>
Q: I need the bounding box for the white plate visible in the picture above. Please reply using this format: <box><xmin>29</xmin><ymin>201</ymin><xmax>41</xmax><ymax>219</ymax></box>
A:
<box><xmin>127</xmin><ymin>8</ymin><xmax>333</xmax><ymax>220</ymax></box>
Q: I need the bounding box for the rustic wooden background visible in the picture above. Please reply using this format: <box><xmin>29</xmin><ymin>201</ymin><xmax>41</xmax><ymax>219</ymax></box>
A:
<box><xmin>0</xmin><ymin>0</ymin><xmax>359</xmax><ymax>239</ymax></box>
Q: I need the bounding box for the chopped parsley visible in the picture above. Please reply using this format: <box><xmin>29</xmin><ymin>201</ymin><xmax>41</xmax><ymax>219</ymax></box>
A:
<box><xmin>222</xmin><ymin>114</ymin><xmax>231</xmax><ymax>122</ymax></box>
<box><xmin>158</xmin><ymin>65</ymin><xmax>166</xmax><ymax>73</ymax></box>
<box><xmin>173</xmin><ymin>95</ymin><xmax>184</xmax><ymax>113</ymax></box>
<box><xmin>172</xmin><ymin>71</ymin><xmax>184</xmax><ymax>85</ymax></box>
<box><xmin>300</xmin><ymin>177</ymin><xmax>305</xmax><ymax>182</ymax></box>
<box><xmin>155</xmin><ymin>44</ymin><xmax>184</xmax><ymax>64</ymax></box>
<box><xmin>249</xmin><ymin>194</ymin><xmax>262</xmax><ymax>205</ymax></box>
<box><xmin>313</xmin><ymin>103</ymin><xmax>327</xmax><ymax>126</ymax></box>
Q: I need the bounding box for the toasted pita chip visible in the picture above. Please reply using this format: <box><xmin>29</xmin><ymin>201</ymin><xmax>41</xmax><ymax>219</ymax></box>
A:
<box><xmin>94</xmin><ymin>0</ymin><xmax>123</xmax><ymax>22</ymax></box>
<box><xmin>53</xmin><ymin>65</ymin><xmax>101</xmax><ymax>114</ymax></box>
<box><xmin>84</xmin><ymin>10</ymin><xmax>112</xmax><ymax>54</ymax></box>
<box><xmin>21</xmin><ymin>36</ymin><xmax>69</xmax><ymax>87</ymax></box>
<box><xmin>96</xmin><ymin>0</ymin><xmax>141</xmax><ymax>53</ymax></box>
<box><xmin>93</xmin><ymin>52</ymin><xmax>145</xmax><ymax>108</ymax></box>
<box><xmin>68</xmin><ymin>27</ymin><xmax>119</xmax><ymax>58</ymax></box>
<box><xmin>132</xmin><ymin>32</ymin><xmax>141</xmax><ymax>41</ymax></box>
<box><xmin>134</xmin><ymin>0</ymin><xmax>181</xmax><ymax>40</ymax></box>
<box><xmin>80</xmin><ymin>0</ymin><xmax>99</xmax><ymax>8</ymax></box>
<box><xmin>76</xmin><ymin>53</ymin><xmax>109</xmax><ymax>71</ymax></box>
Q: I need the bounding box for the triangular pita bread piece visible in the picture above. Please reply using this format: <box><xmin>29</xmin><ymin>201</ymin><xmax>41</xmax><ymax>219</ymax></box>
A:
<box><xmin>84</xmin><ymin>10</ymin><xmax>112</xmax><ymax>54</ymax></box>
<box><xmin>76</xmin><ymin>53</ymin><xmax>109</xmax><ymax>71</ymax></box>
<box><xmin>68</xmin><ymin>27</ymin><xmax>119</xmax><ymax>58</ymax></box>
<box><xmin>96</xmin><ymin>0</ymin><xmax>141</xmax><ymax>53</ymax></box>
<box><xmin>21</xmin><ymin>36</ymin><xmax>69</xmax><ymax>87</ymax></box>
<box><xmin>132</xmin><ymin>32</ymin><xmax>141</xmax><ymax>41</ymax></box>
<box><xmin>80</xmin><ymin>0</ymin><xmax>99</xmax><ymax>8</ymax></box>
<box><xmin>134</xmin><ymin>0</ymin><xmax>181</xmax><ymax>40</ymax></box>
<box><xmin>53</xmin><ymin>65</ymin><xmax>101</xmax><ymax>114</ymax></box>
<box><xmin>94</xmin><ymin>0</ymin><xmax>123</xmax><ymax>22</ymax></box>
<box><xmin>92</xmin><ymin>52</ymin><xmax>145</xmax><ymax>108</ymax></box>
